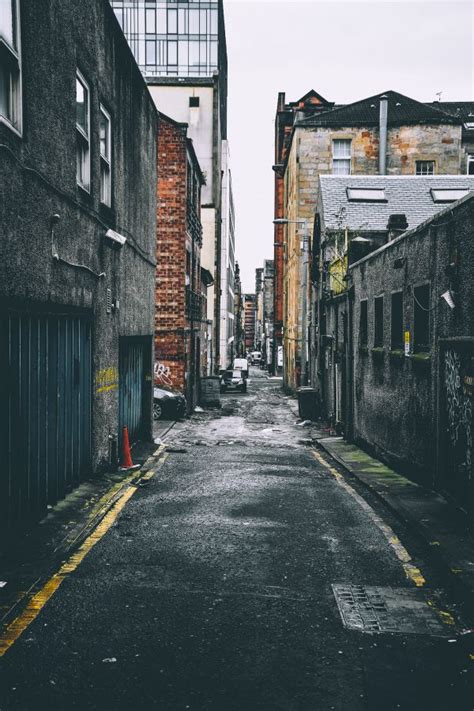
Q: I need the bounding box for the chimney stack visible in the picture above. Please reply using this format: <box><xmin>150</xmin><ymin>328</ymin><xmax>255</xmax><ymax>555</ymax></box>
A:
<box><xmin>387</xmin><ymin>214</ymin><xmax>408</xmax><ymax>241</ymax></box>
<box><xmin>379</xmin><ymin>94</ymin><xmax>388</xmax><ymax>175</ymax></box>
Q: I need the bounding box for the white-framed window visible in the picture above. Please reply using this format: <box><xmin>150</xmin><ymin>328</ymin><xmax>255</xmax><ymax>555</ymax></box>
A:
<box><xmin>332</xmin><ymin>139</ymin><xmax>351</xmax><ymax>175</ymax></box>
<box><xmin>0</xmin><ymin>0</ymin><xmax>22</xmax><ymax>133</ymax></box>
<box><xmin>415</xmin><ymin>160</ymin><xmax>435</xmax><ymax>176</ymax></box>
<box><xmin>467</xmin><ymin>154</ymin><xmax>474</xmax><ymax>175</ymax></box>
<box><xmin>99</xmin><ymin>105</ymin><xmax>112</xmax><ymax>206</ymax></box>
<box><xmin>76</xmin><ymin>70</ymin><xmax>90</xmax><ymax>191</ymax></box>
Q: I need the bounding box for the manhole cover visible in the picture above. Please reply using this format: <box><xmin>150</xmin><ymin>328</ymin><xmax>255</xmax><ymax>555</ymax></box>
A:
<box><xmin>332</xmin><ymin>585</ymin><xmax>450</xmax><ymax>635</ymax></box>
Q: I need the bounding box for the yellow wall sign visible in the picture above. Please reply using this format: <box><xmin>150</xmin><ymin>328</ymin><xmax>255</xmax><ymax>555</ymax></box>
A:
<box><xmin>329</xmin><ymin>255</ymin><xmax>348</xmax><ymax>295</ymax></box>
<box><xmin>95</xmin><ymin>367</ymin><xmax>119</xmax><ymax>394</ymax></box>
<box><xmin>404</xmin><ymin>331</ymin><xmax>411</xmax><ymax>356</ymax></box>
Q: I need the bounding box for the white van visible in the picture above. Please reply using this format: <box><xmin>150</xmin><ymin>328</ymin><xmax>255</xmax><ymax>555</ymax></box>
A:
<box><xmin>233</xmin><ymin>358</ymin><xmax>249</xmax><ymax>377</ymax></box>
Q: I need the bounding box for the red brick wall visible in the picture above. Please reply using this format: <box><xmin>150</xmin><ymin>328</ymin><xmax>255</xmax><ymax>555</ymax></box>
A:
<box><xmin>155</xmin><ymin>117</ymin><xmax>188</xmax><ymax>393</ymax></box>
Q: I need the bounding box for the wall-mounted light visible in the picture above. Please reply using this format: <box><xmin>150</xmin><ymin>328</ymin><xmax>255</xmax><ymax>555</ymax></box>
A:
<box><xmin>440</xmin><ymin>290</ymin><xmax>456</xmax><ymax>309</ymax></box>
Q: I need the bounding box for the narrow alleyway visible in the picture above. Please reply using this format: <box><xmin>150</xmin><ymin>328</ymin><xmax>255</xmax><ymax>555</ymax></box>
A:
<box><xmin>0</xmin><ymin>370</ymin><xmax>472</xmax><ymax>710</ymax></box>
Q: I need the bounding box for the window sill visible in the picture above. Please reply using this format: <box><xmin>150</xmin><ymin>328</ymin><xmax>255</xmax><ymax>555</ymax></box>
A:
<box><xmin>410</xmin><ymin>352</ymin><xmax>431</xmax><ymax>365</ymax></box>
<box><xmin>389</xmin><ymin>349</ymin><xmax>404</xmax><ymax>361</ymax></box>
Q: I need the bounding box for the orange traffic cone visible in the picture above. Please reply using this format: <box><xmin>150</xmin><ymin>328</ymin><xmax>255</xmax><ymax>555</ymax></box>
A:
<box><xmin>119</xmin><ymin>426</ymin><xmax>140</xmax><ymax>471</ymax></box>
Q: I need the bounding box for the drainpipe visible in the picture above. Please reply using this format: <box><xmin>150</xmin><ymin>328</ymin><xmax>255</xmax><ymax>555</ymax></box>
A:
<box><xmin>379</xmin><ymin>94</ymin><xmax>388</xmax><ymax>175</ymax></box>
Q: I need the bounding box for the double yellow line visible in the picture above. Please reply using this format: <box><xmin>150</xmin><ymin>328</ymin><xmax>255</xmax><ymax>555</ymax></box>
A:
<box><xmin>0</xmin><ymin>448</ymin><xmax>168</xmax><ymax>657</ymax></box>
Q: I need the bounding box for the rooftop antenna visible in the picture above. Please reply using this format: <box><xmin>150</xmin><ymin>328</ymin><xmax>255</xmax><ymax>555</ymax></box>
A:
<box><xmin>435</xmin><ymin>91</ymin><xmax>443</xmax><ymax>102</ymax></box>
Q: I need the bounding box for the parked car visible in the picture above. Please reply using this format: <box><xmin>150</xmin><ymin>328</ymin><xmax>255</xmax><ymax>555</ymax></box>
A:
<box><xmin>153</xmin><ymin>387</ymin><xmax>186</xmax><ymax>420</ymax></box>
<box><xmin>220</xmin><ymin>369</ymin><xmax>247</xmax><ymax>393</ymax></box>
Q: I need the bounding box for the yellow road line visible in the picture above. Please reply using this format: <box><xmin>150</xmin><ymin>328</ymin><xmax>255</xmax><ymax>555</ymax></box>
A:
<box><xmin>312</xmin><ymin>449</ymin><xmax>426</xmax><ymax>587</ymax></box>
<box><xmin>0</xmin><ymin>449</ymin><xmax>168</xmax><ymax>658</ymax></box>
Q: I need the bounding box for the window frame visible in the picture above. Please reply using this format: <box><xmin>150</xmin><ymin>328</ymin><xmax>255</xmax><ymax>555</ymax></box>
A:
<box><xmin>332</xmin><ymin>139</ymin><xmax>352</xmax><ymax>175</ymax></box>
<box><xmin>76</xmin><ymin>69</ymin><xmax>91</xmax><ymax>192</ymax></box>
<box><xmin>467</xmin><ymin>153</ymin><xmax>474</xmax><ymax>175</ymax></box>
<box><xmin>99</xmin><ymin>103</ymin><xmax>112</xmax><ymax>207</ymax></box>
<box><xmin>0</xmin><ymin>0</ymin><xmax>22</xmax><ymax>135</ymax></box>
<box><xmin>390</xmin><ymin>291</ymin><xmax>404</xmax><ymax>350</ymax></box>
<box><xmin>415</xmin><ymin>160</ymin><xmax>435</xmax><ymax>176</ymax></box>
<box><xmin>373</xmin><ymin>295</ymin><xmax>384</xmax><ymax>348</ymax></box>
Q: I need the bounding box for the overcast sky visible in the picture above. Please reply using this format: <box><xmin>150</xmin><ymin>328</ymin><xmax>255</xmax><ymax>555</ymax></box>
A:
<box><xmin>224</xmin><ymin>0</ymin><xmax>474</xmax><ymax>292</ymax></box>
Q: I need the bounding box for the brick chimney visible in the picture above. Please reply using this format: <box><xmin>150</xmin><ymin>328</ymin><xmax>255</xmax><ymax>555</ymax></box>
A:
<box><xmin>387</xmin><ymin>214</ymin><xmax>408</xmax><ymax>241</ymax></box>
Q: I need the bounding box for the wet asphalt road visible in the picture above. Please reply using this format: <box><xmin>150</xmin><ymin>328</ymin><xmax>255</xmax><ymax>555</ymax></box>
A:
<box><xmin>0</xmin><ymin>370</ymin><xmax>472</xmax><ymax>710</ymax></box>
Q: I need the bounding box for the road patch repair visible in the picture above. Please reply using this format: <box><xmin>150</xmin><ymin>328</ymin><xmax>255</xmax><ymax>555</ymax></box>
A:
<box><xmin>332</xmin><ymin>585</ymin><xmax>452</xmax><ymax>636</ymax></box>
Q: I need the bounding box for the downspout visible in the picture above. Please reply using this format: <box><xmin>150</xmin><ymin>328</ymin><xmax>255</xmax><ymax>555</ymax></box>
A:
<box><xmin>379</xmin><ymin>94</ymin><xmax>388</xmax><ymax>175</ymax></box>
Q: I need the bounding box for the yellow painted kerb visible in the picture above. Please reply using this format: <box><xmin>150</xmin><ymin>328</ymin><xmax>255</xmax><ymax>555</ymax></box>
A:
<box><xmin>0</xmin><ymin>485</ymin><xmax>138</xmax><ymax>657</ymax></box>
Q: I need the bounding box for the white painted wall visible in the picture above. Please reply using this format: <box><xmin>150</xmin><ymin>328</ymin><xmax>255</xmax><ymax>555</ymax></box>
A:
<box><xmin>148</xmin><ymin>84</ymin><xmax>215</xmax><ymax>204</ymax></box>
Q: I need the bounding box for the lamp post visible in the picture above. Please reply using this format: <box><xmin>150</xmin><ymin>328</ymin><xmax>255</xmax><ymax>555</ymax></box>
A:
<box><xmin>273</xmin><ymin>218</ymin><xmax>309</xmax><ymax>387</ymax></box>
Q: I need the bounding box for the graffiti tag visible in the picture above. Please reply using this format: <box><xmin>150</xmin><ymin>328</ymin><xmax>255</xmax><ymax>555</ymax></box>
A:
<box><xmin>154</xmin><ymin>361</ymin><xmax>172</xmax><ymax>386</ymax></box>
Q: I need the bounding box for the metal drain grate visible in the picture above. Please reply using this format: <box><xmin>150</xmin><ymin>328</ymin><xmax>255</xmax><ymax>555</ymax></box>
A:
<box><xmin>332</xmin><ymin>585</ymin><xmax>450</xmax><ymax>635</ymax></box>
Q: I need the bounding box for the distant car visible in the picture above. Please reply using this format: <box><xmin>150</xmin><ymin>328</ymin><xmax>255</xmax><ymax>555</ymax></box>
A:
<box><xmin>249</xmin><ymin>351</ymin><xmax>262</xmax><ymax>365</ymax></box>
<box><xmin>153</xmin><ymin>387</ymin><xmax>186</xmax><ymax>420</ymax></box>
<box><xmin>220</xmin><ymin>369</ymin><xmax>247</xmax><ymax>393</ymax></box>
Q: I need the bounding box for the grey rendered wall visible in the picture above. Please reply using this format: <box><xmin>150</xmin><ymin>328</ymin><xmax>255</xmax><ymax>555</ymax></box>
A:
<box><xmin>0</xmin><ymin>0</ymin><xmax>157</xmax><ymax>471</ymax></box>
<box><xmin>349</xmin><ymin>196</ymin><xmax>474</xmax><ymax>485</ymax></box>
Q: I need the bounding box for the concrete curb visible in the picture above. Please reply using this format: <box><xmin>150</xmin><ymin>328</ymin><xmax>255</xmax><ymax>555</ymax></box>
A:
<box><xmin>1</xmin><ymin>445</ymin><xmax>169</xmax><ymax>628</ymax></box>
<box><xmin>314</xmin><ymin>436</ymin><xmax>474</xmax><ymax>619</ymax></box>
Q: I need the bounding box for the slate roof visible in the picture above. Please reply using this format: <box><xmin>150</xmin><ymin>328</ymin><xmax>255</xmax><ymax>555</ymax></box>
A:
<box><xmin>427</xmin><ymin>102</ymin><xmax>474</xmax><ymax>121</ymax></box>
<box><xmin>298</xmin><ymin>91</ymin><xmax>461</xmax><ymax>128</ymax></box>
<box><xmin>319</xmin><ymin>175</ymin><xmax>474</xmax><ymax>232</ymax></box>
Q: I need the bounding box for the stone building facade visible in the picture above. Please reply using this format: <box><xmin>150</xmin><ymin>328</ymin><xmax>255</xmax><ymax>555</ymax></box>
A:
<box><xmin>0</xmin><ymin>0</ymin><xmax>157</xmax><ymax>534</ymax></box>
<box><xmin>276</xmin><ymin>89</ymin><xmax>469</xmax><ymax>392</ymax></box>
<box><xmin>244</xmin><ymin>294</ymin><xmax>256</xmax><ymax>352</ymax></box>
<box><xmin>154</xmin><ymin>113</ymin><xmax>206</xmax><ymax>412</ymax></box>
<box><xmin>349</xmin><ymin>193</ymin><xmax>474</xmax><ymax>517</ymax></box>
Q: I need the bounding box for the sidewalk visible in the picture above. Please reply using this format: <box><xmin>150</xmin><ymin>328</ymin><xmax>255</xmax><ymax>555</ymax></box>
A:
<box><xmin>287</xmin><ymin>396</ymin><xmax>474</xmax><ymax>617</ymax></box>
<box><xmin>316</xmin><ymin>434</ymin><xmax>474</xmax><ymax>614</ymax></box>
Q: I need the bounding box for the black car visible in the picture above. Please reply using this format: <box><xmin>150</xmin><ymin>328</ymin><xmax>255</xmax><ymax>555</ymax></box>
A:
<box><xmin>220</xmin><ymin>369</ymin><xmax>247</xmax><ymax>393</ymax></box>
<box><xmin>153</xmin><ymin>387</ymin><xmax>187</xmax><ymax>420</ymax></box>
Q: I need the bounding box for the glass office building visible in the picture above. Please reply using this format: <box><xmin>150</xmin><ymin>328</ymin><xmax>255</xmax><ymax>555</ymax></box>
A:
<box><xmin>111</xmin><ymin>1</ymin><xmax>221</xmax><ymax>78</ymax></box>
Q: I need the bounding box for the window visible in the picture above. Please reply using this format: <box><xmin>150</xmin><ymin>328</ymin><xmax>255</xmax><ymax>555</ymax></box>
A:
<box><xmin>0</xmin><ymin>0</ymin><xmax>21</xmax><ymax>132</ymax></box>
<box><xmin>467</xmin><ymin>154</ymin><xmax>474</xmax><ymax>175</ymax></box>
<box><xmin>99</xmin><ymin>105</ymin><xmax>112</xmax><ymax>206</ymax></box>
<box><xmin>359</xmin><ymin>300</ymin><xmax>368</xmax><ymax>348</ymax></box>
<box><xmin>430</xmin><ymin>188</ymin><xmax>470</xmax><ymax>203</ymax></box>
<box><xmin>347</xmin><ymin>187</ymin><xmax>386</xmax><ymax>202</ymax></box>
<box><xmin>391</xmin><ymin>292</ymin><xmax>403</xmax><ymax>350</ymax></box>
<box><xmin>332</xmin><ymin>139</ymin><xmax>351</xmax><ymax>175</ymax></box>
<box><xmin>413</xmin><ymin>284</ymin><xmax>430</xmax><ymax>352</ymax></box>
<box><xmin>189</xmin><ymin>96</ymin><xmax>199</xmax><ymax>108</ymax></box>
<box><xmin>76</xmin><ymin>71</ymin><xmax>90</xmax><ymax>191</ymax></box>
<box><xmin>374</xmin><ymin>296</ymin><xmax>384</xmax><ymax>347</ymax></box>
<box><xmin>415</xmin><ymin>160</ymin><xmax>435</xmax><ymax>175</ymax></box>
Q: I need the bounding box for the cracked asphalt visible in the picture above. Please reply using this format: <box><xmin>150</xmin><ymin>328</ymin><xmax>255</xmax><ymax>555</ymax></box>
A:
<box><xmin>0</xmin><ymin>369</ymin><xmax>472</xmax><ymax>710</ymax></box>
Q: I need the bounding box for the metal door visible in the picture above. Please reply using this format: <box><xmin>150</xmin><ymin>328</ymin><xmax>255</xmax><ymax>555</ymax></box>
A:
<box><xmin>119</xmin><ymin>339</ymin><xmax>145</xmax><ymax>446</ymax></box>
<box><xmin>439</xmin><ymin>340</ymin><xmax>473</xmax><ymax>515</ymax></box>
<box><xmin>1</xmin><ymin>313</ymin><xmax>91</xmax><ymax>531</ymax></box>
